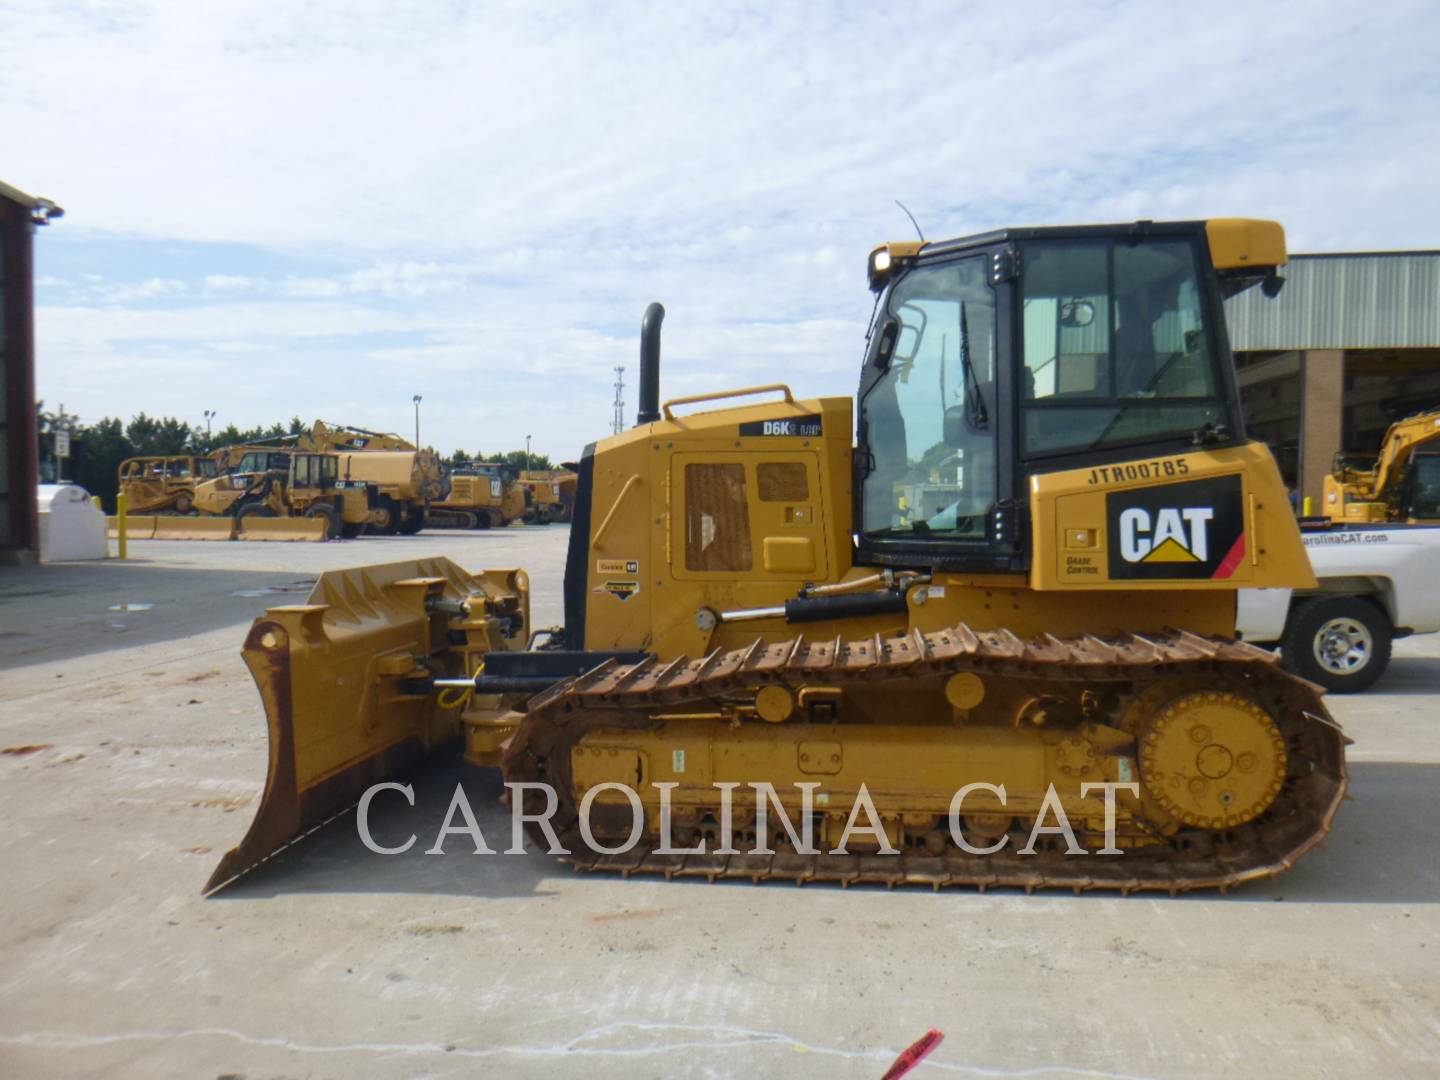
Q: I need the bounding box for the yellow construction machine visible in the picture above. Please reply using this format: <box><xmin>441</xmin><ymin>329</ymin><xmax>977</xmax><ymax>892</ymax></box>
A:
<box><xmin>194</xmin><ymin>449</ymin><xmax>371</xmax><ymax>538</ymax></box>
<box><xmin>1323</xmin><ymin>408</ymin><xmax>1440</xmax><ymax>522</ymax></box>
<box><xmin>209</xmin><ymin>219</ymin><xmax>1347</xmax><ymax>896</ymax></box>
<box><xmin>519</xmin><ymin>469</ymin><xmax>578</xmax><ymax>523</ymax></box>
<box><xmin>219</xmin><ymin>421</ymin><xmax>447</xmax><ymax>534</ymax></box>
<box><xmin>301</xmin><ymin>422</ymin><xmax>446</xmax><ymax>534</ymax></box>
<box><xmin>118</xmin><ymin>455</ymin><xmax>219</xmax><ymax>514</ymax></box>
<box><xmin>430</xmin><ymin>463</ymin><xmax>529</xmax><ymax>528</ymax></box>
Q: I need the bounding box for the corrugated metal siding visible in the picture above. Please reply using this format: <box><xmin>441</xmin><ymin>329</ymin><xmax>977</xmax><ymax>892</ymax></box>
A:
<box><xmin>1225</xmin><ymin>253</ymin><xmax>1440</xmax><ymax>350</ymax></box>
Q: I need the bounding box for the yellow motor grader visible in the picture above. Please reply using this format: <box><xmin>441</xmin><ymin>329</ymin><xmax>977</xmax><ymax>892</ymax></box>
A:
<box><xmin>210</xmin><ymin>219</ymin><xmax>1346</xmax><ymax>896</ymax></box>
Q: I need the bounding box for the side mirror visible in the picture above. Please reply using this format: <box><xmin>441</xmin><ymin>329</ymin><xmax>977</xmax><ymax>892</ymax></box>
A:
<box><xmin>1059</xmin><ymin>299</ymin><xmax>1095</xmax><ymax>328</ymax></box>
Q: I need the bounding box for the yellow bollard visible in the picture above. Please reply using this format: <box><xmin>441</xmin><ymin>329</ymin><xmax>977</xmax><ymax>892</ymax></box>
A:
<box><xmin>92</xmin><ymin>495</ymin><xmax>102</xmax><ymax>510</ymax></box>
<box><xmin>1302</xmin><ymin>496</ymin><xmax>1313</xmax><ymax>517</ymax></box>
<box><xmin>117</xmin><ymin>491</ymin><xmax>128</xmax><ymax>560</ymax></box>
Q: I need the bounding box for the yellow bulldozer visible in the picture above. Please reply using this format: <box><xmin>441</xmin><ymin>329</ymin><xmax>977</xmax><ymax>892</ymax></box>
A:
<box><xmin>209</xmin><ymin>218</ymin><xmax>1346</xmax><ymax>896</ymax></box>
<box><xmin>117</xmin><ymin>455</ymin><xmax>220</xmax><ymax>514</ymax></box>
<box><xmin>1322</xmin><ymin>407</ymin><xmax>1440</xmax><ymax>523</ymax></box>
<box><xmin>430</xmin><ymin>463</ymin><xmax>529</xmax><ymax>528</ymax></box>
<box><xmin>194</xmin><ymin>449</ymin><xmax>371</xmax><ymax>538</ymax></box>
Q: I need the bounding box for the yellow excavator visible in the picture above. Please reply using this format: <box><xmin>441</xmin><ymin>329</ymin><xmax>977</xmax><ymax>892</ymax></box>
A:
<box><xmin>209</xmin><ymin>219</ymin><xmax>1347</xmax><ymax>896</ymax></box>
<box><xmin>1323</xmin><ymin>408</ymin><xmax>1440</xmax><ymax>522</ymax></box>
<box><xmin>429</xmin><ymin>462</ymin><xmax>530</xmax><ymax>528</ymax></box>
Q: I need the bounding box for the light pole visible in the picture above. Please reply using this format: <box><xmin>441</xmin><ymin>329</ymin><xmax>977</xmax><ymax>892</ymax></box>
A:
<box><xmin>203</xmin><ymin>410</ymin><xmax>215</xmax><ymax>438</ymax></box>
<box><xmin>412</xmin><ymin>395</ymin><xmax>422</xmax><ymax>447</ymax></box>
<box><xmin>525</xmin><ymin>434</ymin><xmax>532</xmax><ymax>474</ymax></box>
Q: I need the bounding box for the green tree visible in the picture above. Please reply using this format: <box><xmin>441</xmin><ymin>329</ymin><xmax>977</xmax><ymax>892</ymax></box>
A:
<box><xmin>479</xmin><ymin>449</ymin><xmax>554</xmax><ymax>472</ymax></box>
<box><xmin>72</xmin><ymin>418</ymin><xmax>132</xmax><ymax>510</ymax></box>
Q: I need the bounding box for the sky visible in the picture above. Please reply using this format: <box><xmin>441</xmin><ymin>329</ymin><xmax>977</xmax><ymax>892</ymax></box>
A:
<box><xmin>6</xmin><ymin>0</ymin><xmax>1440</xmax><ymax>460</ymax></box>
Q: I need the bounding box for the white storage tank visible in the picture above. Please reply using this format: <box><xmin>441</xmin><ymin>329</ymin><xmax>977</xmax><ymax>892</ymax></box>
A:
<box><xmin>37</xmin><ymin>484</ymin><xmax>108</xmax><ymax>562</ymax></box>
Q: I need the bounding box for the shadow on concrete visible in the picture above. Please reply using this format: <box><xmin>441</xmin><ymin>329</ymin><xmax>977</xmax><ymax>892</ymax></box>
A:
<box><xmin>1362</xmin><ymin>655</ymin><xmax>1440</xmax><ymax>696</ymax></box>
<box><xmin>208</xmin><ymin>755</ymin><xmax>1440</xmax><ymax>906</ymax></box>
<box><xmin>1231</xmin><ymin>761</ymin><xmax>1440</xmax><ymax>906</ymax></box>
<box><xmin>0</xmin><ymin>560</ymin><xmax>324</xmax><ymax>672</ymax></box>
<box><xmin>213</xmin><ymin>759</ymin><xmax>562</xmax><ymax>901</ymax></box>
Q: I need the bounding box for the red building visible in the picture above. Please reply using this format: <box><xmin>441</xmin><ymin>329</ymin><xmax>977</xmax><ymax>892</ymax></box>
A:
<box><xmin>0</xmin><ymin>180</ymin><xmax>62</xmax><ymax>564</ymax></box>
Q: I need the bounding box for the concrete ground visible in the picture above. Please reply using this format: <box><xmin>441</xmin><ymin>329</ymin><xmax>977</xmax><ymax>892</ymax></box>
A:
<box><xmin>2</xmin><ymin>526</ymin><xmax>1438</xmax><ymax>1079</ymax></box>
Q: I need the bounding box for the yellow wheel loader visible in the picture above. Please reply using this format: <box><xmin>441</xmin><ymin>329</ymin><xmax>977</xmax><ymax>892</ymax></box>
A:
<box><xmin>194</xmin><ymin>450</ymin><xmax>372</xmax><ymax>538</ymax></box>
<box><xmin>118</xmin><ymin>455</ymin><xmax>219</xmax><ymax>514</ymax></box>
<box><xmin>210</xmin><ymin>219</ymin><xmax>1347</xmax><ymax>896</ymax></box>
<box><xmin>430</xmin><ymin>464</ymin><xmax>529</xmax><ymax>528</ymax></box>
<box><xmin>218</xmin><ymin>421</ymin><xmax>447</xmax><ymax>535</ymax></box>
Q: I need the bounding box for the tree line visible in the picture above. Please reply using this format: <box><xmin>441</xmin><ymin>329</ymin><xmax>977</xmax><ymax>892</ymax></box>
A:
<box><xmin>37</xmin><ymin>404</ymin><xmax>557</xmax><ymax>511</ymax></box>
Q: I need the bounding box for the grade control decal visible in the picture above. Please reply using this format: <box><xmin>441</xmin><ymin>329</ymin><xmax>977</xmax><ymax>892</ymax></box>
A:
<box><xmin>596</xmin><ymin>558</ymin><xmax>641</xmax><ymax>575</ymax></box>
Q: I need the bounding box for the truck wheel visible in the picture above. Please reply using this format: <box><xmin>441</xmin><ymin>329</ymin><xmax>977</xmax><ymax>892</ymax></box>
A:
<box><xmin>371</xmin><ymin>497</ymin><xmax>400</xmax><ymax>536</ymax></box>
<box><xmin>398</xmin><ymin>509</ymin><xmax>424</xmax><ymax>535</ymax></box>
<box><xmin>303</xmin><ymin>504</ymin><xmax>340</xmax><ymax>539</ymax></box>
<box><xmin>340</xmin><ymin>521</ymin><xmax>367</xmax><ymax>539</ymax></box>
<box><xmin>1281</xmin><ymin>595</ymin><xmax>1393</xmax><ymax>693</ymax></box>
<box><xmin>174</xmin><ymin>493</ymin><xmax>193</xmax><ymax>515</ymax></box>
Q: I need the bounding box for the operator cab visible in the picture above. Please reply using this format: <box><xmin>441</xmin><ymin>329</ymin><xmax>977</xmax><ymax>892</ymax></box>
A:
<box><xmin>856</xmin><ymin>219</ymin><xmax>1285</xmax><ymax>571</ymax></box>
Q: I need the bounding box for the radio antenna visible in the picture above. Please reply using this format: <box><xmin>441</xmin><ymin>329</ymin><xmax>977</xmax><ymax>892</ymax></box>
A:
<box><xmin>895</xmin><ymin>200</ymin><xmax>924</xmax><ymax>241</ymax></box>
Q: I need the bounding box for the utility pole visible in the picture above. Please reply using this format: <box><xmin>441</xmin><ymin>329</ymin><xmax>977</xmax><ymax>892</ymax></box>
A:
<box><xmin>612</xmin><ymin>365</ymin><xmax>625</xmax><ymax>435</ymax></box>
<box><xmin>412</xmin><ymin>394</ymin><xmax>422</xmax><ymax>447</ymax></box>
<box><xmin>203</xmin><ymin>409</ymin><xmax>215</xmax><ymax>436</ymax></box>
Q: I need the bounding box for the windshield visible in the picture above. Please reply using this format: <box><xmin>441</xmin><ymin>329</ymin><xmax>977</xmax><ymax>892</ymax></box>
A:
<box><xmin>236</xmin><ymin>452</ymin><xmax>288</xmax><ymax>474</ymax></box>
<box><xmin>1020</xmin><ymin>238</ymin><xmax>1225</xmax><ymax>455</ymax></box>
<box><xmin>861</xmin><ymin>256</ymin><xmax>998</xmax><ymax>541</ymax></box>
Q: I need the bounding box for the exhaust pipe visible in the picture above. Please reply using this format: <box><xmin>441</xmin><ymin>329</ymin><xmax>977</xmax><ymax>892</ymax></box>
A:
<box><xmin>636</xmin><ymin>302</ymin><xmax>665</xmax><ymax>425</ymax></box>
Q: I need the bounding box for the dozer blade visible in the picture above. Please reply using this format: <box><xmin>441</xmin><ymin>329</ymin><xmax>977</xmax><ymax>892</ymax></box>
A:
<box><xmin>107</xmin><ymin>515</ymin><xmax>158</xmax><ymax>539</ymax></box>
<box><xmin>205</xmin><ymin>557</ymin><xmax>527</xmax><ymax>893</ymax></box>
<box><xmin>236</xmin><ymin>516</ymin><xmax>330</xmax><ymax>542</ymax></box>
<box><xmin>152</xmin><ymin>516</ymin><xmax>237</xmax><ymax>540</ymax></box>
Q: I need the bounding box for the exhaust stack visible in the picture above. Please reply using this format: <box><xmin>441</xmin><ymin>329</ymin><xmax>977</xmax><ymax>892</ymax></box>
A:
<box><xmin>636</xmin><ymin>302</ymin><xmax>664</xmax><ymax>425</ymax></box>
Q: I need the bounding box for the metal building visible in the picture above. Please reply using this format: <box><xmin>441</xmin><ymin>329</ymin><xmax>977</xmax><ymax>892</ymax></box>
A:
<box><xmin>1225</xmin><ymin>250</ymin><xmax>1440</xmax><ymax>509</ymax></box>
<box><xmin>0</xmin><ymin>180</ymin><xmax>63</xmax><ymax>564</ymax></box>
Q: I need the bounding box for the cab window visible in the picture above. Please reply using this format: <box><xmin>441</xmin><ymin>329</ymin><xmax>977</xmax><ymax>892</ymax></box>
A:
<box><xmin>1021</xmin><ymin>239</ymin><xmax>1225</xmax><ymax>455</ymax></box>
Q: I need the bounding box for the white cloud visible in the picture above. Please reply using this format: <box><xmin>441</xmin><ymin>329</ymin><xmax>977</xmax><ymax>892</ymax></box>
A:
<box><xmin>8</xmin><ymin>0</ymin><xmax>1440</xmax><ymax>457</ymax></box>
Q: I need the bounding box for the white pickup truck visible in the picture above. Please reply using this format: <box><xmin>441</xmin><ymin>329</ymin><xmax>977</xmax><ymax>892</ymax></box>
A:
<box><xmin>1237</xmin><ymin>522</ymin><xmax>1440</xmax><ymax>691</ymax></box>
